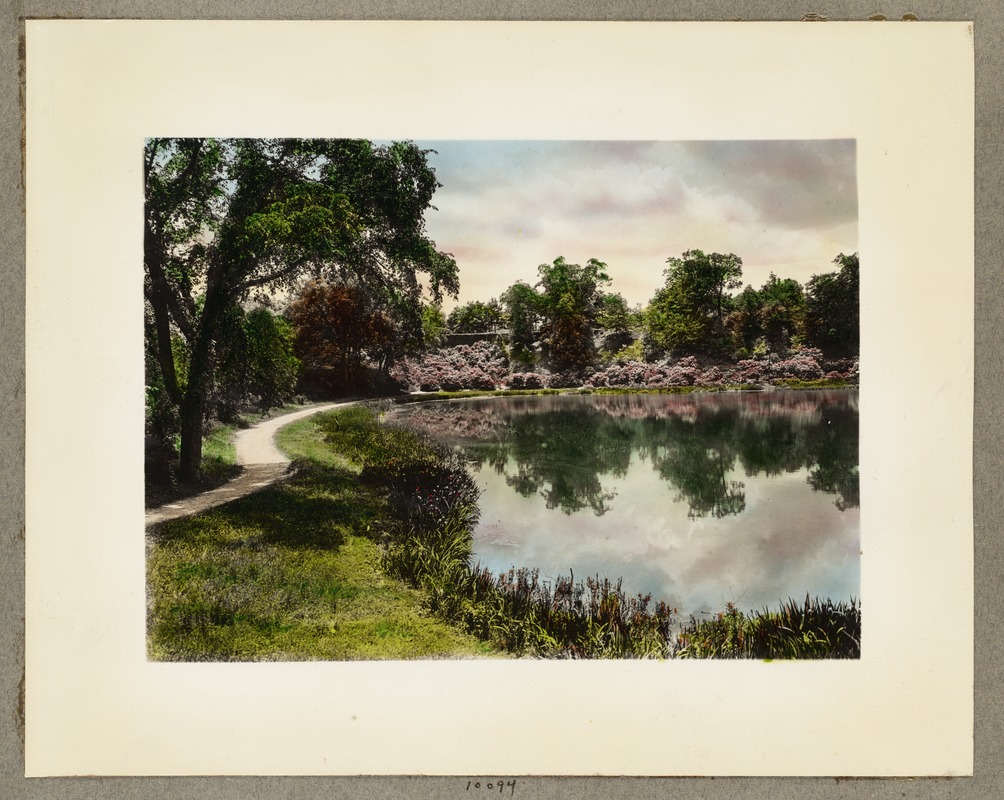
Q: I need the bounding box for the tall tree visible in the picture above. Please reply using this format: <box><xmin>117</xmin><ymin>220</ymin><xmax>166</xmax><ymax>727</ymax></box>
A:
<box><xmin>421</xmin><ymin>303</ymin><xmax>448</xmax><ymax>350</ymax></box>
<box><xmin>726</xmin><ymin>273</ymin><xmax>806</xmax><ymax>357</ymax></box>
<box><xmin>501</xmin><ymin>281</ymin><xmax>541</xmax><ymax>366</ymax></box>
<box><xmin>212</xmin><ymin>306</ymin><xmax>300</xmax><ymax>420</ymax></box>
<box><xmin>644</xmin><ymin>250</ymin><xmax>743</xmax><ymax>357</ymax></box>
<box><xmin>286</xmin><ymin>279</ymin><xmax>397</xmax><ymax>389</ymax></box>
<box><xmin>804</xmin><ymin>252</ymin><xmax>859</xmax><ymax>357</ymax></box>
<box><xmin>535</xmin><ymin>257</ymin><xmax>611</xmax><ymax>372</ymax></box>
<box><xmin>596</xmin><ymin>291</ymin><xmax>635</xmax><ymax>354</ymax></box>
<box><xmin>145</xmin><ymin>138</ymin><xmax>458</xmax><ymax>480</ymax></box>
<box><xmin>757</xmin><ymin>273</ymin><xmax>806</xmax><ymax>353</ymax></box>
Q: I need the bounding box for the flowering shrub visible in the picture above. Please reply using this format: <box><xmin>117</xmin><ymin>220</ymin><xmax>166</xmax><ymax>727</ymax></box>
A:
<box><xmin>506</xmin><ymin>372</ymin><xmax>547</xmax><ymax>390</ymax></box>
<box><xmin>547</xmin><ymin>370</ymin><xmax>585</xmax><ymax>389</ymax></box>
<box><xmin>769</xmin><ymin>348</ymin><xmax>824</xmax><ymax>381</ymax></box>
<box><xmin>701</xmin><ymin>366</ymin><xmax>725</xmax><ymax>386</ymax></box>
<box><xmin>390</xmin><ymin>341</ymin><xmax>508</xmax><ymax>391</ymax></box>
<box><xmin>722</xmin><ymin>359</ymin><xmax>768</xmax><ymax>384</ymax></box>
<box><xmin>819</xmin><ymin>357</ymin><xmax>859</xmax><ymax>384</ymax></box>
<box><xmin>390</xmin><ymin>341</ymin><xmax>857</xmax><ymax>392</ymax></box>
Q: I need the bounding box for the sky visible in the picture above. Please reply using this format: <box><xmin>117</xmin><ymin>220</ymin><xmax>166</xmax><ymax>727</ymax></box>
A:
<box><xmin>410</xmin><ymin>140</ymin><xmax>858</xmax><ymax>312</ymax></box>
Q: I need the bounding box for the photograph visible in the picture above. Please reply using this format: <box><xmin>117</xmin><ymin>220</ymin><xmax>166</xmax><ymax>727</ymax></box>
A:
<box><xmin>25</xmin><ymin>19</ymin><xmax>973</xmax><ymax>778</ymax></box>
<box><xmin>144</xmin><ymin>138</ymin><xmax>860</xmax><ymax>661</ymax></box>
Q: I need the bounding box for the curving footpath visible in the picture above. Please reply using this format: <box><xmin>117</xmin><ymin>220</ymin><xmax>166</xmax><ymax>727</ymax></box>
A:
<box><xmin>145</xmin><ymin>402</ymin><xmax>351</xmax><ymax>526</ymax></box>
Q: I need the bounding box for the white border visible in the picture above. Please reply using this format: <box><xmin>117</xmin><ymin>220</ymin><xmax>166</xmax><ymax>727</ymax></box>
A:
<box><xmin>25</xmin><ymin>20</ymin><xmax>974</xmax><ymax>776</ymax></box>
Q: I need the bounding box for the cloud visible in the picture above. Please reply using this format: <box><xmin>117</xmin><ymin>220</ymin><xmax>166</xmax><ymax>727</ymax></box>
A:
<box><xmin>416</xmin><ymin>139</ymin><xmax>858</xmax><ymax>308</ymax></box>
<box><xmin>677</xmin><ymin>139</ymin><xmax>858</xmax><ymax>229</ymax></box>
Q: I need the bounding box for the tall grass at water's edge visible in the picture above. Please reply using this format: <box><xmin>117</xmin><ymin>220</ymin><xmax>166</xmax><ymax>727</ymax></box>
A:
<box><xmin>674</xmin><ymin>596</ymin><xmax>861</xmax><ymax>659</ymax></box>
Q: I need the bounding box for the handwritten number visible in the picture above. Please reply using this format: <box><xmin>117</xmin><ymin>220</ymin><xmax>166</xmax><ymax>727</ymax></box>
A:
<box><xmin>465</xmin><ymin>778</ymin><xmax>516</xmax><ymax>796</ymax></box>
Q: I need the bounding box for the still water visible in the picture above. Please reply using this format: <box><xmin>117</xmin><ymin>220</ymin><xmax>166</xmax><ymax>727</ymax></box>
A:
<box><xmin>389</xmin><ymin>390</ymin><xmax>859</xmax><ymax>618</ymax></box>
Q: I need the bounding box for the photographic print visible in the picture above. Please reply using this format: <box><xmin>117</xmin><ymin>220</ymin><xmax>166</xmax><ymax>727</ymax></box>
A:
<box><xmin>144</xmin><ymin>138</ymin><xmax>861</xmax><ymax>661</ymax></box>
<box><xmin>27</xmin><ymin>20</ymin><xmax>972</xmax><ymax>777</ymax></box>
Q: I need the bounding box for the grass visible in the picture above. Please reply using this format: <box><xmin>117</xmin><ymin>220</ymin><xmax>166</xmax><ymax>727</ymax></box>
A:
<box><xmin>305</xmin><ymin>407</ymin><xmax>678</xmax><ymax>658</ymax></box>
<box><xmin>199</xmin><ymin>422</ymin><xmax>239</xmax><ymax>480</ymax></box>
<box><xmin>673</xmin><ymin>596</ymin><xmax>861</xmax><ymax>659</ymax></box>
<box><xmin>147</xmin><ymin>452</ymin><xmax>497</xmax><ymax>660</ymax></box>
<box><xmin>145</xmin><ymin>421</ymin><xmax>242</xmax><ymax>508</ymax></box>
<box><xmin>275</xmin><ymin>414</ymin><xmax>353</xmax><ymax>468</ymax></box>
<box><xmin>233</xmin><ymin>401</ymin><xmax>317</xmax><ymax>428</ymax></box>
<box><xmin>146</xmin><ymin>401</ymin><xmax>334</xmax><ymax>508</ymax></box>
<box><xmin>770</xmin><ymin>377</ymin><xmax>855</xmax><ymax>390</ymax></box>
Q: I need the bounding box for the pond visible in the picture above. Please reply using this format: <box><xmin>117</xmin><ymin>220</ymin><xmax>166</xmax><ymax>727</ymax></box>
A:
<box><xmin>388</xmin><ymin>389</ymin><xmax>859</xmax><ymax>620</ymax></box>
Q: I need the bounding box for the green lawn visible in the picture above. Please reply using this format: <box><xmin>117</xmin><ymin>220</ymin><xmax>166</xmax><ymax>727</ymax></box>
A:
<box><xmin>146</xmin><ymin>412</ymin><xmax>498</xmax><ymax>661</ymax></box>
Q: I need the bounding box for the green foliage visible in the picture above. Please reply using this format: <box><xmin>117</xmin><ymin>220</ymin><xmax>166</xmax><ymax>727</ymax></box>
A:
<box><xmin>208</xmin><ymin>305</ymin><xmax>300</xmax><ymax>420</ymax></box>
<box><xmin>147</xmin><ymin>463</ymin><xmax>492</xmax><ymax>660</ymax></box>
<box><xmin>804</xmin><ymin>253</ymin><xmax>859</xmax><ymax>357</ymax></box>
<box><xmin>726</xmin><ymin>273</ymin><xmax>807</xmax><ymax>357</ymax></box>
<box><xmin>596</xmin><ymin>291</ymin><xmax>632</xmax><ymax>331</ymax></box>
<box><xmin>447</xmin><ymin>299</ymin><xmax>505</xmax><ymax>334</ymax></box>
<box><xmin>674</xmin><ymin>596</ymin><xmax>861</xmax><ymax>659</ymax></box>
<box><xmin>446</xmin><ymin>568</ymin><xmax>676</xmax><ymax>658</ymax></box>
<box><xmin>144</xmin><ymin>137</ymin><xmax>457</xmax><ymax>480</ymax></box>
<box><xmin>421</xmin><ymin>304</ymin><xmax>448</xmax><ymax>349</ymax></box>
<box><xmin>596</xmin><ymin>291</ymin><xmax>636</xmax><ymax>354</ymax></box>
<box><xmin>644</xmin><ymin>249</ymin><xmax>743</xmax><ymax>358</ymax></box>
<box><xmin>605</xmin><ymin>339</ymin><xmax>645</xmax><ymax>364</ymax></box>
<box><xmin>535</xmin><ymin>257</ymin><xmax>611</xmax><ymax>372</ymax></box>
<box><xmin>500</xmin><ymin>281</ymin><xmax>541</xmax><ymax>362</ymax></box>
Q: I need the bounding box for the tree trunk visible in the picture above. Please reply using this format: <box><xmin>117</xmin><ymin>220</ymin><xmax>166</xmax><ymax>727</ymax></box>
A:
<box><xmin>178</xmin><ymin>391</ymin><xmax>205</xmax><ymax>483</ymax></box>
<box><xmin>177</xmin><ymin>278</ymin><xmax>225</xmax><ymax>482</ymax></box>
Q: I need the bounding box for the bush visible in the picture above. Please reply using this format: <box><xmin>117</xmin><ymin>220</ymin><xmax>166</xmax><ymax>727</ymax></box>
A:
<box><xmin>770</xmin><ymin>347</ymin><xmax>824</xmax><ymax>381</ymax></box>
<box><xmin>389</xmin><ymin>340</ymin><xmax>856</xmax><ymax>393</ymax></box>
<box><xmin>390</xmin><ymin>341</ymin><xmax>508</xmax><ymax>392</ymax></box>
<box><xmin>546</xmin><ymin>369</ymin><xmax>585</xmax><ymax>389</ymax></box>
<box><xmin>316</xmin><ymin>407</ymin><xmax>481</xmax><ymax>536</ymax></box>
<box><xmin>506</xmin><ymin>372</ymin><xmax>547</xmax><ymax>390</ymax></box>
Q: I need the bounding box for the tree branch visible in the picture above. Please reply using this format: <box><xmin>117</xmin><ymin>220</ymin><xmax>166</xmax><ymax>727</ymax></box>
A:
<box><xmin>228</xmin><ymin>255</ymin><xmax>315</xmax><ymax>299</ymax></box>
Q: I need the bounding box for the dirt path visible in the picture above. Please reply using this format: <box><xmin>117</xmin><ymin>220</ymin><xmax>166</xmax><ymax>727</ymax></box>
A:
<box><xmin>145</xmin><ymin>402</ymin><xmax>351</xmax><ymax>526</ymax></box>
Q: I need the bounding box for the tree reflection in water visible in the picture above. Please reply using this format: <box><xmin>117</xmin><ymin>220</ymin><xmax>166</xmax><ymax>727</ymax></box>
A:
<box><xmin>391</xmin><ymin>390</ymin><xmax>859</xmax><ymax>519</ymax></box>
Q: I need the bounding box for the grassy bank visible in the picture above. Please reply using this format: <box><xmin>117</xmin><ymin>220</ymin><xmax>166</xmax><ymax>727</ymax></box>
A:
<box><xmin>146</xmin><ymin>402</ymin><xmax>332</xmax><ymax>508</ymax></box>
<box><xmin>146</xmin><ymin>417</ymin><xmax>497</xmax><ymax>660</ymax></box>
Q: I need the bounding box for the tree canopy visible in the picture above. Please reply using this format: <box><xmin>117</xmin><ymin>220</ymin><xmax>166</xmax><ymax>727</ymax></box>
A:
<box><xmin>535</xmin><ymin>257</ymin><xmax>611</xmax><ymax>371</ymax></box>
<box><xmin>644</xmin><ymin>250</ymin><xmax>743</xmax><ymax>358</ymax></box>
<box><xmin>144</xmin><ymin>137</ymin><xmax>458</xmax><ymax>479</ymax></box>
<box><xmin>447</xmin><ymin>299</ymin><xmax>505</xmax><ymax>334</ymax></box>
<box><xmin>804</xmin><ymin>253</ymin><xmax>860</xmax><ymax>356</ymax></box>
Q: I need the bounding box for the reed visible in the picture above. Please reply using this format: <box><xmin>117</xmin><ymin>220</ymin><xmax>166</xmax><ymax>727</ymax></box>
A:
<box><xmin>674</xmin><ymin>595</ymin><xmax>861</xmax><ymax>659</ymax></box>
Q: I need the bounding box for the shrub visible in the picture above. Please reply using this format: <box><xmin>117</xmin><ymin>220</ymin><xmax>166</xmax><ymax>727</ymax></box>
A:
<box><xmin>547</xmin><ymin>369</ymin><xmax>584</xmax><ymax>389</ymax></box>
<box><xmin>390</xmin><ymin>341</ymin><xmax>508</xmax><ymax>392</ymax></box>
<box><xmin>770</xmin><ymin>347</ymin><xmax>824</xmax><ymax>381</ymax></box>
<box><xmin>506</xmin><ymin>372</ymin><xmax>547</xmax><ymax>390</ymax></box>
